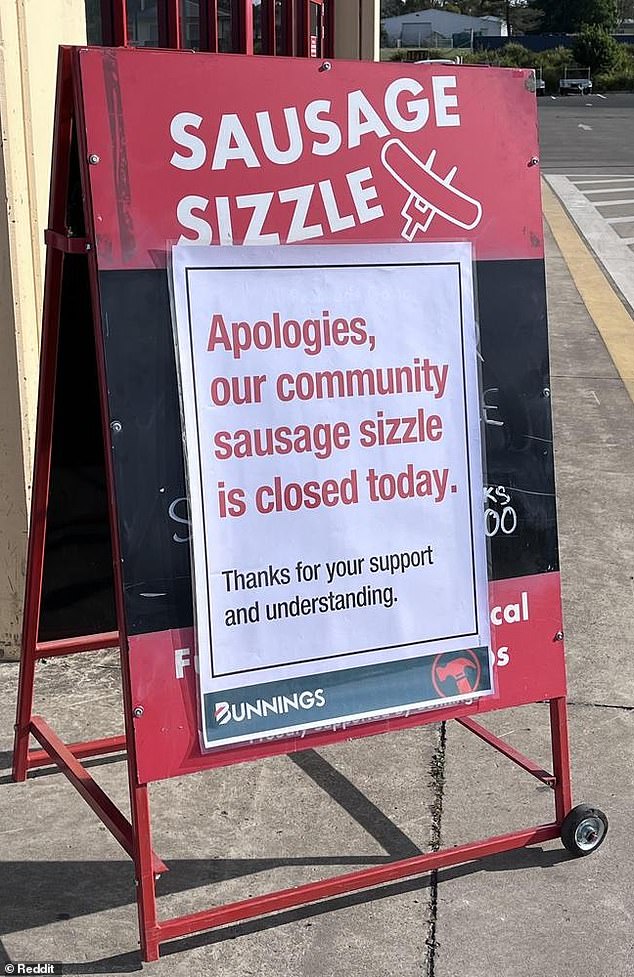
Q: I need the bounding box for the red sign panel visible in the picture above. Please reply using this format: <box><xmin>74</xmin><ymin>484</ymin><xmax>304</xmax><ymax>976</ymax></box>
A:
<box><xmin>73</xmin><ymin>49</ymin><xmax>564</xmax><ymax>784</ymax></box>
<box><xmin>78</xmin><ymin>49</ymin><xmax>543</xmax><ymax>269</ymax></box>
<box><xmin>130</xmin><ymin>573</ymin><xmax>566</xmax><ymax>784</ymax></box>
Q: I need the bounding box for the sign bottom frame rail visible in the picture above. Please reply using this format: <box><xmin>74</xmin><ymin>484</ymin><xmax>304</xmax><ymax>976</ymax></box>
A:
<box><xmin>13</xmin><ymin>633</ymin><xmax>588</xmax><ymax>963</ymax></box>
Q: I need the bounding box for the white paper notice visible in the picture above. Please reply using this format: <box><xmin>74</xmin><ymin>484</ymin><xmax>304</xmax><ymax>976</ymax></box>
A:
<box><xmin>170</xmin><ymin>243</ymin><xmax>491</xmax><ymax>749</ymax></box>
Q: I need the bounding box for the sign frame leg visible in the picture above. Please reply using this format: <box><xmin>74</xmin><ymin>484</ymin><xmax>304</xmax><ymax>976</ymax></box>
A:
<box><xmin>12</xmin><ymin>48</ymin><xmax>75</xmax><ymax>784</ymax></box>
<box><xmin>70</xmin><ymin>47</ymin><xmax>165</xmax><ymax>961</ymax></box>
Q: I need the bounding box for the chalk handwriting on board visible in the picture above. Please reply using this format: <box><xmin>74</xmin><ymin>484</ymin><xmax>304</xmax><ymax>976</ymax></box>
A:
<box><xmin>482</xmin><ymin>386</ymin><xmax>503</xmax><ymax>427</ymax></box>
<box><xmin>484</xmin><ymin>485</ymin><xmax>517</xmax><ymax>538</ymax></box>
<box><xmin>168</xmin><ymin>497</ymin><xmax>191</xmax><ymax>543</ymax></box>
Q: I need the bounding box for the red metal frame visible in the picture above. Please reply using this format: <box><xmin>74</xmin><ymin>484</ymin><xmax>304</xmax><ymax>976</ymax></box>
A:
<box><xmin>11</xmin><ymin>40</ymin><xmax>575</xmax><ymax>965</ymax></box>
<box><xmin>100</xmin><ymin>0</ymin><xmax>127</xmax><ymax>46</ymax></box>
<box><xmin>199</xmin><ymin>0</ymin><xmax>219</xmax><ymax>52</ymax></box>
<box><xmin>157</xmin><ymin>0</ymin><xmax>181</xmax><ymax>48</ymax></box>
<box><xmin>96</xmin><ymin>0</ymin><xmax>335</xmax><ymax>56</ymax></box>
<box><xmin>12</xmin><ymin>49</ymin><xmax>74</xmax><ymax>785</ymax></box>
<box><xmin>456</xmin><ymin>716</ymin><xmax>557</xmax><ymax>787</ymax></box>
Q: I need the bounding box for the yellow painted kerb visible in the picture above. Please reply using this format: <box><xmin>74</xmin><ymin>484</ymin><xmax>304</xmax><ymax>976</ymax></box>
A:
<box><xmin>542</xmin><ymin>180</ymin><xmax>634</xmax><ymax>403</ymax></box>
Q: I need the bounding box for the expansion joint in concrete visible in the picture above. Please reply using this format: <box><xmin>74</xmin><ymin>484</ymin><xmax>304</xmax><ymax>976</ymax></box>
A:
<box><xmin>424</xmin><ymin>720</ymin><xmax>446</xmax><ymax>977</ymax></box>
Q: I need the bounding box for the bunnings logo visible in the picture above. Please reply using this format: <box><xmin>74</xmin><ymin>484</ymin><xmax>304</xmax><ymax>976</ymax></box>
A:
<box><xmin>213</xmin><ymin>689</ymin><xmax>326</xmax><ymax>726</ymax></box>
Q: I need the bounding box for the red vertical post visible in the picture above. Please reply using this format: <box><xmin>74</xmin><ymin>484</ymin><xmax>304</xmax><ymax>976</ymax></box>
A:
<box><xmin>200</xmin><ymin>0</ymin><xmax>219</xmax><ymax>51</ymax></box>
<box><xmin>69</xmin><ymin>45</ymin><xmax>163</xmax><ymax>965</ymax></box>
<box><xmin>101</xmin><ymin>0</ymin><xmax>128</xmax><ymax>46</ymax></box>
<box><xmin>131</xmin><ymin>783</ymin><xmax>161</xmax><ymax>961</ymax></box>
<box><xmin>158</xmin><ymin>0</ymin><xmax>182</xmax><ymax>48</ymax></box>
<box><xmin>12</xmin><ymin>49</ymin><xmax>75</xmax><ymax>783</ymax></box>
<box><xmin>550</xmin><ymin>696</ymin><xmax>573</xmax><ymax>823</ymax></box>
<box><xmin>284</xmin><ymin>0</ymin><xmax>296</xmax><ymax>55</ymax></box>
<box><xmin>233</xmin><ymin>0</ymin><xmax>254</xmax><ymax>54</ymax></box>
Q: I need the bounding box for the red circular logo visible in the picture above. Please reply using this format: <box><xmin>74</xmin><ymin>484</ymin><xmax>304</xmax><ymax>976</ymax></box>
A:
<box><xmin>431</xmin><ymin>649</ymin><xmax>482</xmax><ymax>698</ymax></box>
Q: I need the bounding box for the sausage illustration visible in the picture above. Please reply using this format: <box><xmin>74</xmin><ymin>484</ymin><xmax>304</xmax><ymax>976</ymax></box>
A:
<box><xmin>381</xmin><ymin>138</ymin><xmax>483</xmax><ymax>240</ymax></box>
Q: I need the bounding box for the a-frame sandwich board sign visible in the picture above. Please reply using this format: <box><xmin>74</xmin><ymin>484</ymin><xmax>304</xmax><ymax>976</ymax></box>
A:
<box><xmin>12</xmin><ymin>45</ymin><xmax>607</xmax><ymax>962</ymax></box>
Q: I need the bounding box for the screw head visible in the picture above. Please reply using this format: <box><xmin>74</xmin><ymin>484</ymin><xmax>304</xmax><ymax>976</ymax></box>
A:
<box><xmin>528</xmin><ymin>156</ymin><xmax>540</xmax><ymax>167</ymax></box>
<box><xmin>110</xmin><ymin>420</ymin><xmax>122</xmax><ymax>433</ymax></box>
<box><xmin>319</xmin><ymin>61</ymin><xmax>332</xmax><ymax>72</ymax></box>
<box><xmin>133</xmin><ymin>706</ymin><xmax>144</xmax><ymax>718</ymax></box>
<box><xmin>554</xmin><ymin>630</ymin><xmax>564</xmax><ymax>641</ymax></box>
<box><xmin>88</xmin><ymin>153</ymin><xmax>101</xmax><ymax>164</ymax></box>
<box><xmin>542</xmin><ymin>387</ymin><xmax>551</xmax><ymax>398</ymax></box>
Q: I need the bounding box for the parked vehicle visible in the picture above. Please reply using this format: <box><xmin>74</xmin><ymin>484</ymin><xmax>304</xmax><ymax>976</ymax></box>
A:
<box><xmin>559</xmin><ymin>67</ymin><xmax>592</xmax><ymax>95</ymax></box>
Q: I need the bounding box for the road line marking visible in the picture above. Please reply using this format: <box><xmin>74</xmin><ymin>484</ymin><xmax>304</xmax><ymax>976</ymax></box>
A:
<box><xmin>573</xmin><ymin>177</ymin><xmax>634</xmax><ymax>185</ymax></box>
<box><xmin>583</xmin><ymin>186</ymin><xmax>634</xmax><ymax>195</ymax></box>
<box><xmin>606</xmin><ymin>215</ymin><xmax>634</xmax><ymax>224</ymax></box>
<box><xmin>594</xmin><ymin>198</ymin><xmax>634</xmax><ymax>207</ymax></box>
<box><xmin>542</xmin><ymin>180</ymin><xmax>634</xmax><ymax>403</ymax></box>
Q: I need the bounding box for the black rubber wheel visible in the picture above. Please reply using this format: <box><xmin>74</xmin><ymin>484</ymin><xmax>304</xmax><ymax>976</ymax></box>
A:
<box><xmin>561</xmin><ymin>804</ymin><xmax>608</xmax><ymax>857</ymax></box>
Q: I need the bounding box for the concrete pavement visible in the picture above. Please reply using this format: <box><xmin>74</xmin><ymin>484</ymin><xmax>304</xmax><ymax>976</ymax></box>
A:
<box><xmin>432</xmin><ymin>219</ymin><xmax>634</xmax><ymax>977</ymax></box>
<box><xmin>1</xmin><ymin>225</ymin><xmax>633</xmax><ymax>975</ymax></box>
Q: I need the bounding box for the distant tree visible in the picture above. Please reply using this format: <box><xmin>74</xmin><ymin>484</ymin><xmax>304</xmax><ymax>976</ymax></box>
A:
<box><xmin>492</xmin><ymin>40</ymin><xmax>535</xmax><ymax>63</ymax></box>
<box><xmin>442</xmin><ymin>1</ymin><xmax>543</xmax><ymax>34</ymax></box>
<box><xmin>381</xmin><ymin>0</ymin><xmax>405</xmax><ymax>19</ymax></box>
<box><xmin>572</xmin><ymin>24</ymin><xmax>622</xmax><ymax>70</ymax></box>
<box><xmin>532</xmin><ymin>0</ymin><xmax>618</xmax><ymax>32</ymax></box>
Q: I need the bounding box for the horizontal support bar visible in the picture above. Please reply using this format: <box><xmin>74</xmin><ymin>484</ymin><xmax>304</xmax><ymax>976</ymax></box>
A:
<box><xmin>457</xmin><ymin>717</ymin><xmax>556</xmax><ymax>787</ymax></box>
<box><xmin>29</xmin><ymin>717</ymin><xmax>167</xmax><ymax>876</ymax></box>
<box><xmin>158</xmin><ymin>822</ymin><xmax>560</xmax><ymax>943</ymax></box>
<box><xmin>44</xmin><ymin>228</ymin><xmax>90</xmax><ymax>253</ymax></box>
<box><xmin>27</xmin><ymin>734</ymin><xmax>127</xmax><ymax>769</ymax></box>
<box><xmin>35</xmin><ymin>631</ymin><xmax>120</xmax><ymax>658</ymax></box>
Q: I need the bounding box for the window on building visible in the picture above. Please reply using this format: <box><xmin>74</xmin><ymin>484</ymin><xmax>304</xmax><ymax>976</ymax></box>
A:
<box><xmin>84</xmin><ymin>0</ymin><xmax>330</xmax><ymax>55</ymax></box>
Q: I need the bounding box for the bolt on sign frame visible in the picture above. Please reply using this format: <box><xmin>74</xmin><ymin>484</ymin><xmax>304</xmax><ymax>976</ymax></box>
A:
<box><xmin>12</xmin><ymin>41</ymin><xmax>592</xmax><ymax>963</ymax></box>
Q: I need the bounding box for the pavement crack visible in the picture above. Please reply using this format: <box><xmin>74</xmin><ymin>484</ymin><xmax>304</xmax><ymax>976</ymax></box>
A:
<box><xmin>425</xmin><ymin>721</ymin><xmax>446</xmax><ymax>977</ymax></box>
<box><xmin>568</xmin><ymin>699</ymin><xmax>634</xmax><ymax>711</ymax></box>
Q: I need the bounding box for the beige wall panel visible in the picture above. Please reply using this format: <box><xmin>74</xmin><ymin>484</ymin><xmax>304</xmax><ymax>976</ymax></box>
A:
<box><xmin>334</xmin><ymin>0</ymin><xmax>380</xmax><ymax>61</ymax></box>
<box><xmin>0</xmin><ymin>0</ymin><xmax>86</xmax><ymax>658</ymax></box>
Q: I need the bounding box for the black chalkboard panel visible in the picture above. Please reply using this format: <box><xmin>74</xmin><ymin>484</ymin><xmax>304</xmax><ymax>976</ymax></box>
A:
<box><xmin>477</xmin><ymin>259</ymin><xmax>558</xmax><ymax>579</ymax></box>
<box><xmin>38</xmin><ymin>254</ymin><xmax>116</xmax><ymax>641</ymax></box>
<box><xmin>37</xmin><ymin>256</ymin><xmax>557</xmax><ymax>642</ymax></box>
<box><xmin>98</xmin><ymin>269</ymin><xmax>193</xmax><ymax>635</ymax></box>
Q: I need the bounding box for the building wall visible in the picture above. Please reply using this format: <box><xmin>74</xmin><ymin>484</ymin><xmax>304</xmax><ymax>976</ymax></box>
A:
<box><xmin>0</xmin><ymin>0</ymin><xmax>87</xmax><ymax>659</ymax></box>
<box><xmin>383</xmin><ymin>9</ymin><xmax>507</xmax><ymax>44</ymax></box>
